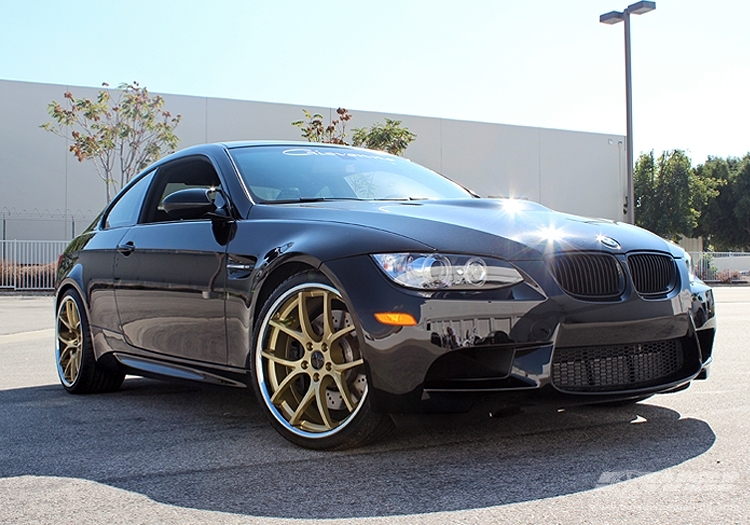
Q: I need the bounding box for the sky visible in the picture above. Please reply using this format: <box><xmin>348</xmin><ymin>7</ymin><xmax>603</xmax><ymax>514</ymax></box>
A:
<box><xmin>1</xmin><ymin>0</ymin><xmax>748</xmax><ymax>164</ymax></box>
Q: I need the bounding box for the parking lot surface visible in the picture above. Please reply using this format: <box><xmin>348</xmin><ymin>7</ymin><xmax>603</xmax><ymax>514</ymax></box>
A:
<box><xmin>0</xmin><ymin>288</ymin><xmax>747</xmax><ymax>524</ymax></box>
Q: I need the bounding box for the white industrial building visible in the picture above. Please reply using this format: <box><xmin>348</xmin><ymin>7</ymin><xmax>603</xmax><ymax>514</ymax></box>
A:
<box><xmin>0</xmin><ymin>79</ymin><xmax>627</xmax><ymax>241</ymax></box>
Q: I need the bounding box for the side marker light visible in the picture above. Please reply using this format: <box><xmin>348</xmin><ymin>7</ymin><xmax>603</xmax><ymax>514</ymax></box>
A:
<box><xmin>374</xmin><ymin>312</ymin><xmax>418</xmax><ymax>326</ymax></box>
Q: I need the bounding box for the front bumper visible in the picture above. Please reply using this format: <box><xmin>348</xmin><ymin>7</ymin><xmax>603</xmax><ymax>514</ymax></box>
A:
<box><xmin>323</xmin><ymin>255</ymin><xmax>715</xmax><ymax>414</ymax></box>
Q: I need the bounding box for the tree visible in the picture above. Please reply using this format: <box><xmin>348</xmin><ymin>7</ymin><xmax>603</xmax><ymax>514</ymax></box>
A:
<box><xmin>352</xmin><ymin>118</ymin><xmax>416</xmax><ymax>156</ymax></box>
<box><xmin>42</xmin><ymin>82</ymin><xmax>181</xmax><ymax>202</ymax></box>
<box><xmin>696</xmin><ymin>154</ymin><xmax>750</xmax><ymax>251</ymax></box>
<box><xmin>634</xmin><ymin>150</ymin><xmax>718</xmax><ymax>241</ymax></box>
<box><xmin>291</xmin><ymin>108</ymin><xmax>352</xmax><ymax>145</ymax></box>
<box><xmin>292</xmin><ymin>108</ymin><xmax>416</xmax><ymax>155</ymax></box>
<box><xmin>694</xmin><ymin>156</ymin><xmax>736</xmax><ymax>250</ymax></box>
<box><xmin>731</xmin><ymin>155</ymin><xmax>750</xmax><ymax>248</ymax></box>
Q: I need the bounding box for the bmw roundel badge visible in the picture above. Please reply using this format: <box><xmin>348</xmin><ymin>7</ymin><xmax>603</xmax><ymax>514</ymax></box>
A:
<box><xmin>597</xmin><ymin>235</ymin><xmax>621</xmax><ymax>250</ymax></box>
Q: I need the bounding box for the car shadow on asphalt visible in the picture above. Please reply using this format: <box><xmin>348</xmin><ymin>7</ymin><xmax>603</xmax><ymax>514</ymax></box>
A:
<box><xmin>0</xmin><ymin>377</ymin><xmax>715</xmax><ymax>519</ymax></box>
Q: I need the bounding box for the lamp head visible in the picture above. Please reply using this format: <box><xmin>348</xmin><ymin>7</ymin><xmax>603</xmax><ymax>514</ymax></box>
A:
<box><xmin>600</xmin><ymin>10</ymin><xmax>624</xmax><ymax>24</ymax></box>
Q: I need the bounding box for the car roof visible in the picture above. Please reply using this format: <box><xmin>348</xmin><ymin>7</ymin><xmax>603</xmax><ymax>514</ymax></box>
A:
<box><xmin>161</xmin><ymin>141</ymin><xmax>398</xmax><ymax>161</ymax></box>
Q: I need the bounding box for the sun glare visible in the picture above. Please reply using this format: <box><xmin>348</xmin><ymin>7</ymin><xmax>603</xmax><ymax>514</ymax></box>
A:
<box><xmin>538</xmin><ymin>225</ymin><xmax>566</xmax><ymax>244</ymax></box>
<box><xmin>501</xmin><ymin>198</ymin><xmax>526</xmax><ymax>216</ymax></box>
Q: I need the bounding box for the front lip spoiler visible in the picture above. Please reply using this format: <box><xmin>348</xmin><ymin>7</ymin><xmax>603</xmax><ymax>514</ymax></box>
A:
<box><xmin>424</xmin><ymin>374</ymin><xmax>697</xmax><ymax>397</ymax></box>
<box><xmin>696</xmin><ymin>356</ymin><xmax>712</xmax><ymax>380</ymax></box>
<box><xmin>419</xmin><ymin>379</ymin><xmax>695</xmax><ymax>414</ymax></box>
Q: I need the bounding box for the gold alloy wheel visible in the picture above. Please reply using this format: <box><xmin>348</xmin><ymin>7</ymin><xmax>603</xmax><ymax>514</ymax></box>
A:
<box><xmin>257</xmin><ymin>284</ymin><xmax>368</xmax><ymax>436</ymax></box>
<box><xmin>56</xmin><ymin>296</ymin><xmax>83</xmax><ymax>387</ymax></box>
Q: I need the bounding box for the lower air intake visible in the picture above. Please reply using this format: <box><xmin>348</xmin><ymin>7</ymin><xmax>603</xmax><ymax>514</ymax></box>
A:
<box><xmin>551</xmin><ymin>339</ymin><xmax>684</xmax><ymax>392</ymax></box>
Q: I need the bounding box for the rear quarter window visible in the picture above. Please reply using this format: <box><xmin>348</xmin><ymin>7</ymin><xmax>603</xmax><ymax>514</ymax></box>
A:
<box><xmin>104</xmin><ymin>170</ymin><xmax>156</xmax><ymax>229</ymax></box>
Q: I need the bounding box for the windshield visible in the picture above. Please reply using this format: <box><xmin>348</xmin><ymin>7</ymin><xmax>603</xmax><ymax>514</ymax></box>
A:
<box><xmin>228</xmin><ymin>145</ymin><xmax>474</xmax><ymax>202</ymax></box>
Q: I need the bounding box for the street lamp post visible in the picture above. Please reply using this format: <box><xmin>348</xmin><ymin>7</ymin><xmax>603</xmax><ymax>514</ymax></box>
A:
<box><xmin>600</xmin><ymin>1</ymin><xmax>656</xmax><ymax>225</ymax></box>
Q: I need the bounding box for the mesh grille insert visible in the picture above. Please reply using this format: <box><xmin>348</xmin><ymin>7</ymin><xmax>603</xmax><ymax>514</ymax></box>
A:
<box><xmin>551</xmin><ymin>339</ymin><xmax>684</xmax><ymax>392</ymax></box>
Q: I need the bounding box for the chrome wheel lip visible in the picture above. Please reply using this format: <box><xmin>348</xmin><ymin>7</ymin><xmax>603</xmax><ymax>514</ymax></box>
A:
<box><xmin>56</xmin><ymin>295</ymin><xmax>83</xmax><ymax>388</ymax></box>
<box><xmin>255</xmin><ymin>282</ymin><xmax>368</xmax><ymax>440</ymax></box>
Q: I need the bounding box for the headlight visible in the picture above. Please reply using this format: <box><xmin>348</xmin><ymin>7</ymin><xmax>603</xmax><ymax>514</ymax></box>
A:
<box><xmin>372</xmin><ymin>253</ymin><xmax>524</xmax><ymax>290</ymax></box>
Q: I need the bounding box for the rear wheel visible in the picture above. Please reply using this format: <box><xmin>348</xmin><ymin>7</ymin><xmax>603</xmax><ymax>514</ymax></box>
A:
<box><xmin>56</xmin><ymin>289</ymin><xmax>125</xmax><ymax>394</ymax></box>
<box><xmin>252</xmin><ymin>272</ymin><xmax>393</xmax><ymax>449</ymax></box>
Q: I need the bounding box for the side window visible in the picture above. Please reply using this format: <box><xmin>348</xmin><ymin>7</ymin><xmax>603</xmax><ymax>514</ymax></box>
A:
<box><xmin>104</xmin><ymin>170</ymin><xmax>156</xmax><ymax>229</ymax></box>
<box><xmin>140</xmin><ymin>157</ymin><xmax>222</xmax><ymax>223</ymax></box>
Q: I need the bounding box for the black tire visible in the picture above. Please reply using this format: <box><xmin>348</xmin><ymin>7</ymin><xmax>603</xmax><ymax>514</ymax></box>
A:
<box><xmin>55</xmin><ymin>289</ymin><xmax>125</xmax><ymax>394</ymax></box>
<box><xmin>251</xmin><ymin>272</ymin><xmax>394</xmax><ymax>449</ymax></box>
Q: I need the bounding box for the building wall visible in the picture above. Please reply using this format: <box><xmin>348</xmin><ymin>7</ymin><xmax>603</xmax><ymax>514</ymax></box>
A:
<box><xmin>0</xmin><ymin>79</ymin><xmax>626</xmax><ymax>241</ymax></box>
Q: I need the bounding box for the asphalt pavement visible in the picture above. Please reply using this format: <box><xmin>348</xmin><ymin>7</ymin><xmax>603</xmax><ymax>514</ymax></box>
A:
<box><xmin>0</xmin><ymin>289</ymin><xmax>747</xmax><ymax>524</ymax></box>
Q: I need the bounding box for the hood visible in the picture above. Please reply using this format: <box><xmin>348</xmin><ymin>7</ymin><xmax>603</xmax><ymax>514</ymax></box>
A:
<box><xmin>248</xmin><ymin>198</ymin><xmax>676</xmax><ymax>261</ymax></box>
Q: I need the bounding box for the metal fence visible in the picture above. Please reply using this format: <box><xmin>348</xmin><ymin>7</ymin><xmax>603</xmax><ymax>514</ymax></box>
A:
<box><xmin>0</xmin><ymin>240</ymin><xmax>68</xmax><ymax>291</ymax></box>
<box><xmin>1</xmin><ymin>241</ymin><xmax>748</xmax><ymax>291</ymax></box>
<box><xmin>690</xmin><ymin>252</ymin><xmax>750</xmax><ymax>284</ymax></box>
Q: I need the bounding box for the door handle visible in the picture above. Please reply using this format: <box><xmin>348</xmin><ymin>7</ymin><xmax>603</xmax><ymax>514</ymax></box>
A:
<box><xmin>117</xmin><ymin>241</ymin><xmax>136</xmax><ymax>256</ymax></box>
<box><xmin>227</xmin><ymin>263</ymin><xmax>253</xmax><ymax>271</ymax></box>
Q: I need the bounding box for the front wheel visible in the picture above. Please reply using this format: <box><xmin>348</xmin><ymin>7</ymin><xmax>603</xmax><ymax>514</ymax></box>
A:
<box><xmin>251</xmin><ymin>272</ymin><xmax>393</xmax><ymax>449</ymax></box>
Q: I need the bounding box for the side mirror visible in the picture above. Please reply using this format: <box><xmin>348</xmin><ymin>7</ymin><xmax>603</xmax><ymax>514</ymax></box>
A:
<box><xmin>162</xmin><ymin>188</ymin><xmax>218</xmax><ymax>220</ymax></box>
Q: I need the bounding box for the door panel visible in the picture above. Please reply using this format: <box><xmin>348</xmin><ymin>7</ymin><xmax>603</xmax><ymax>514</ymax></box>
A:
<box><xmin>113</xmin><ymin>221</ymin><xmax>227</xmax><ymax>363</ymax></box>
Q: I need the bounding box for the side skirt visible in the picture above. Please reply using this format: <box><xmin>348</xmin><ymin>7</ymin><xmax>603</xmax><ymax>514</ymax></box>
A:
<box><xmin>111</xmin><ymin>353</ymin><xmax>248</xmax><ymax>388</ymax></box>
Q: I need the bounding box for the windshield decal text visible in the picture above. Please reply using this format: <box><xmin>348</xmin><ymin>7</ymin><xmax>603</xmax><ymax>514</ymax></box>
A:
<box><xmin>282</xmin><ymin>148</ymin><xmax>395</xmax><ymax>162</ymax></box>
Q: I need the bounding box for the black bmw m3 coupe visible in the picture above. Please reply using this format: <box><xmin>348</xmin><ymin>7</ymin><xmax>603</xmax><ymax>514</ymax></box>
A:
<box><xmin>54</xmin><ymin>142</ymin><xmax>716</xmax><ymax>449</ymax></box>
